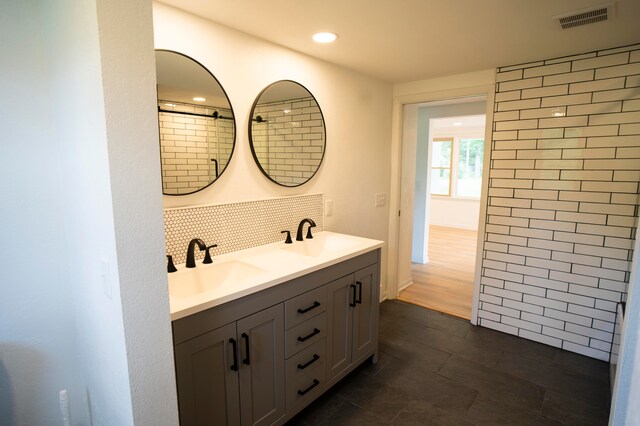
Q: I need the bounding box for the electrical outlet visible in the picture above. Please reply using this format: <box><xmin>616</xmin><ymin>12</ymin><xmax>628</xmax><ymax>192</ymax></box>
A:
<box><xmin>325</xmin><ymin>199</ymin><xmax>333</xmax><ymax>216</ymax></box>
<box><xmin>375</xmin><ymin>193</ymin><xmax>387</xmax><ymax>207</ymax></box>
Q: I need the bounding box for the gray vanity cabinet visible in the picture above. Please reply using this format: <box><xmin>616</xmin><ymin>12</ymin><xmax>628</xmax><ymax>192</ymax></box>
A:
<box><xmin>174</xmin><ymin>322</ymin><xmax>240</xmax><ymax>426</ymax></box>
<box><xmin>326</xmin><ymin>264</ymin><xmax>379</xmax><ymax>385</ymax></box>
<box><xmin>174</xmin><ymin>304</ymin><xmax>285</xmax><ymax>426</ymax></box>
<box><xmin>172</xmin><ymin>249</ymin><xmax>380</xmax><ymax>425</ymax></box>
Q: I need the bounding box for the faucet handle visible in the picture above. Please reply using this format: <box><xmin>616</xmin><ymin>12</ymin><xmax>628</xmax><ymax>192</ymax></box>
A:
<box><xmin>281</xmin><ymin>230</ymin><xmax>293</xmax><ymax>244</ymax></box>
<box><xmin>306</xmin><ymin>223</ymin><xmax>316</xmax><ymax>239</ymax></box>
<box><xmin>203</xmin><ymin>244</ymin><xmax>218</xmax><ymax>264</ymax></box>
<box><xmin>167</xmin><ymin>255</ymin><xmax>177</xmax><ymax>273</ymax></box>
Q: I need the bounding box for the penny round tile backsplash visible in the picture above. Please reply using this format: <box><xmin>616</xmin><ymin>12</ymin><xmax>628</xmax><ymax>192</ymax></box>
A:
<box><xmin>164</xmin><ymin>194</ymin><xmax>323</xmax><ymax>264</ymax></box>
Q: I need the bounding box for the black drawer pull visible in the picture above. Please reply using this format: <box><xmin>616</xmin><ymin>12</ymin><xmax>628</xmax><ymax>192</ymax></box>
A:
<box><xmin>241</xmin><ymin>333</ymin><xmax>251</xmax><ymax>365</ymax></box>
<box><xmin>297</xmin><ymin>354</ymin><xmax>320</xmax><ymax>370</ymax></box>
<box><xmin>229</xmin><ymin>338</ymin><xmax>238</xmax><ymax>372</ymax></box>
<box><xmin>356</xmin><ymin>281</ymin><xmax>363</xmax><ymax>304</ymax></box>
<box><xmin>297</xmin><ymin>379</ymin><xmax>320</xmax><ymax>396</ymax></box>
<box><xmin>298</xmin><ymin>301</ymin><xmax>321</xmax><ymax>314</ymax></box>
<box><xmin>349</xmin><ymin>284</ymin><xmax>357</xmax><ymax>307</ymax></box>
<box><xmin>297</xmin><ymin>328</ymin><xmax>320</xmax><ymax>342</ymax></box>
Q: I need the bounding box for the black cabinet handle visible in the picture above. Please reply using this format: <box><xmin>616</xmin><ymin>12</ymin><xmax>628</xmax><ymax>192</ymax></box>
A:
<box><xmin>356</xmin><ymin>281</ymin><xmax>363</xmax><ymax>305</ymax></box>
<box><xmin>229</xmin><ymin>338</ymin><xmax>238</xmax><ymax>372</ymax></box>
<box><xmin>241</xmin><ymin>333</ymin><xmax>251</xmax><ymax>365</ymax></box>
<box><xmin>297</xmin><ymin>379</ymin><xmax>320</xmax><ymax>396</ymax></box>
<box><xmin>349</xmin><ymin>284</ymin><xmax>357</xmax><ymax>307</ymax></box>
<box><xmin>297</xmin><ymin>328</ymin><xmax>320</xmax><ymax>342</ymax></box>
<box><xmin>298</xmin><ymin>301</ymin><xmax>321</xmax><ymax>314</ymax></box>
<box><xmin>297</xmin><ymin>354</ymin><xmax>320</xmax><ymax>370</ymax></box>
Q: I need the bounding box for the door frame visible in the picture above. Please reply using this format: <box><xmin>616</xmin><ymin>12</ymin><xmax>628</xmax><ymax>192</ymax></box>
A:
<box><xmin>386</xmin><ymin>82</ymin><xmax>496</xmax><ymax>325</ymax></box>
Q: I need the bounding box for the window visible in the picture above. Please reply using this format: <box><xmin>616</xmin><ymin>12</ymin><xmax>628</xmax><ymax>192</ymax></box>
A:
<box><xmin>430</xmin><ymin>137</ymin><xmax>484</xmax><ymax>198</ymax></box>
<box><xmin>430</xmin><ymin>138</ymin><xmax>452</xmax><ymax>196</ymax></box>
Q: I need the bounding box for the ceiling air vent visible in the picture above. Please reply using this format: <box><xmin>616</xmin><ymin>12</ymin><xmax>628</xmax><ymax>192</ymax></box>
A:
<box><xmin>554</xmin><ymin>2</ymin><xmax>615</xmax><ymax>29</ymax></box>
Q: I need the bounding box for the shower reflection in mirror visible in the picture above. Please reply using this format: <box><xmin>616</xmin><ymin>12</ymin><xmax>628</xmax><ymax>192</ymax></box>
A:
<box><xmin>249</xmin><ymin>80</ymin><xmax>326</xmax><ymax>187</ymax></box>
<box><xmin>155</xmin><ymin>50</ymin><xmax>236</xmax><ymax>195</ymax></box>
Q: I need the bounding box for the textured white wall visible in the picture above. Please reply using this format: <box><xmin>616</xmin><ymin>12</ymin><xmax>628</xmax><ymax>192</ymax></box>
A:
<box><xmin>429</xmin><ymin>198</ymin><xmax>481</xmax><ymax>230</ymax></box>
<box><xmin>0</xmin><ymin>3</ymin><xmax>90</xmax><ymax>424</ymax></box>
<box><xmin>0</xmin><ymin>1</ymin><xmax>178</xmax><ymax>425</ymax></box>
<box><xmin>96</xmin><ymin>0</ymin><xmax>179</xmax><ymax>424</ymax></box>
<box><xmin>153</xmin><ymin>3</ymin><xmax>393</xmax><ymax>293</ymax></box>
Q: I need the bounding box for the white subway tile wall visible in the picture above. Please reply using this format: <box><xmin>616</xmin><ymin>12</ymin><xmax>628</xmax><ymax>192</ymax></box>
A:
<box><xmin>251</xmin><ymin>97</ymin><xmax>324</xmax><ymax>186</ymax></box>
<box><xmin>164</xmin><ymin>194</ymin><xmax>323</xmax><ymax>265</ymax></box>
<box><xmin>480</xmin><ymin>44</ymin><xmax>640</xmax><ymax>361</ymax></box>
<box><xmin>159</xmin><ymin>101</ymin><xmax>234</xmax><ymax>194</ymax></box>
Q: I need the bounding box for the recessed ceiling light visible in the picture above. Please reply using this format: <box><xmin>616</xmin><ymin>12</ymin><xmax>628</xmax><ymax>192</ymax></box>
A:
<box><xmin>193</xmin><ymin>97</ymin><xmax>206</xmax><ymax>102</ymax></box>
<box><xmin>453</xmin><ymin>122</ymin><xmax>463</xmax><ymax>126</ymax></box>
<box><xmin>312</xmin><ymin>32</ymin><xmax>338</xmax><ymax>43</ymax></box>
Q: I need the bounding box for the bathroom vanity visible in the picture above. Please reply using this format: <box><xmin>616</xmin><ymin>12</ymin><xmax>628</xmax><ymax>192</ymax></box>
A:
<box><xmin>169</xmin><ymin>232</ymin><xmax>383</xmax><ymax>425</ymax></box>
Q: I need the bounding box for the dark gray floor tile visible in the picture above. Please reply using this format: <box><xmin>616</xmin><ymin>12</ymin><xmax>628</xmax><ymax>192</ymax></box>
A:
<box><xmin>375</xmin><ymin>355</ymin><xmax>479</xmax><ymax>413</ymax></box>
<box><xmin>391</xmin><ymin>399</ymin><xmax>476</xmax><ymax>426</ymax></box>
<box><xmin>323</xmin><ymin>399</ymin><xmax>390</xmax><ymax>425</ymax></box>
<box><xmin>335</xmin><ymin>373</ymin><xmax>414</xmax><ymax>423</ymax></box>
<box><xmin>378</xmin><ymin>333</ymin><xmax>450</xmax><ymax>370</ymax></box>
<box><xmin>495</xmin><ymin>351</ymin><xmax>610</xmax><ymax>408</ymax></box>
<box><xmin>285</xmin><ymin>392</ymin><xmax>348</xmax><ymax>425</ymax></box>
<box><xmin>552</xmin><ymin>349</ymin><xmax>611</xmax><ymax>382</ymax></box>
<box><xmin>541</xmin><ymin>390</ymin><xmax>610</xmax><ymax>426</ymax></box>
<box><xmin>466</xmin><ymin>395</ymin><xmax>563</xmax><ymax>426</ymax></box>
<box><xmin>465</xmin><ymin>324</ymin><xmax>558</xmax><ymax>363</ymax></box>
<box><xmin>351</xmin><ymin>350</ymin><xmax>393</xmax><ymax>377</ymax></box>
<box><xmin>381</xmin><ymin>300</ymin><xmax>472</xmax><ymax>338</ymax></box>
<box><xmin>289</xmin><ymin>301</ymin><xmax>612</xmax><ymax>426</ymax></box>
<box><xmin>438</xmin><ymin>355</ymin><xmax>545</xmax><ymax>410</ymax></box>
<box><xmin>399</xmin><ymin>321</ymin><xmax>503</xmax><ymax>368</ymax></box>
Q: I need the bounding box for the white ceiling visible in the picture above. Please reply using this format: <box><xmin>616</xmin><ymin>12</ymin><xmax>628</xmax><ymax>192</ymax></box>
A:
<box><xmin>157</xmin><ymin>0</ymin><xmax>640</xmax><ymax>83</ymax></box>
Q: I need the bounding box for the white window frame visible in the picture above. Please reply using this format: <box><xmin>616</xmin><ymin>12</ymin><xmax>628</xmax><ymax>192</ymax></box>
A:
<box><xmin>430</xmin><ymin>134</ymin><xmax>485</xmax><ymax>200</ymax></box>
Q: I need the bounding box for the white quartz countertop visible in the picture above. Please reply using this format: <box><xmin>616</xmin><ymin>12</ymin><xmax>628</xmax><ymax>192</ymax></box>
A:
<box><xmin>168</xmin><ymin>231</ymin><xmax>384</xmax><ymax>320</ymax></box>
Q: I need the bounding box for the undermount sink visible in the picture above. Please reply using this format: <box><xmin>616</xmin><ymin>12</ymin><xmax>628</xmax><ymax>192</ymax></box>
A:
<box><xmin>280</xmin><ymin>233</ymin><xmax>359</xmax><ymax>257</ymax></box>
<box><xmin>169</xmin><ymin>260</ymin><xmax>267</xmax><ymax>299</ymax></box>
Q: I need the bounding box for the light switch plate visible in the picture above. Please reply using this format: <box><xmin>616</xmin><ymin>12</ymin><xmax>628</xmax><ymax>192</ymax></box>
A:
<box><xmin>375</xmin><ymin>193</ymin><xmax>387</xmax><ymax>207</ymax></box>
<box><xmin>325</xmin><ymin>199</ymin><xmax>333</xmax><ymax>216</ymax></box>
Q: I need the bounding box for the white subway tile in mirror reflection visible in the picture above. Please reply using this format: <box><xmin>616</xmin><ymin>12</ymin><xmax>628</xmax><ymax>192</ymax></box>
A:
<box><xmin>164</xmin><ymin>194</ymin><xmax>323</xmax><ymax>264</ymax></box>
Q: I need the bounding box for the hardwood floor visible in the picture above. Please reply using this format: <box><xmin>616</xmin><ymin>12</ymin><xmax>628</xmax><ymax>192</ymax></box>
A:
<box><xmin>398</xmin><ymin>225</ymin><xmax>478</xmax><ymax>320</ymax></box>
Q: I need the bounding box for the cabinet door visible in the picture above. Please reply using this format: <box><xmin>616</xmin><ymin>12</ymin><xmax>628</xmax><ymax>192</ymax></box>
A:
<box><xmin>325</xmin><ymin>274</ymin><xmax>355</xmax><ymax>383</ymax></box>
<box><xmin>237</xmin><ymin>304</ymin><xmax>285</xmax><ymax>426</ymax></box>
<box><xmin>352</xmin><ymin>264</ymin><xmax>378</xmax><ymax>361</ymax></box>
<box><xmin>174</xmin><ymin>322</ymin><xmax>240</xmax><ymax>426</ymax></box>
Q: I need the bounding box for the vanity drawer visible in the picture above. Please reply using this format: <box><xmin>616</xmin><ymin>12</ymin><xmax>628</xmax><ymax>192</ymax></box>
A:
<box><xmin>285</xmin><ymin>286</ymin><xmax>327</xmax><ymax>330</ymax></box>
<box><xmin>286</xmin><ymin>357</ymin><xmax>325</xmax><ymax>412</ymax></box>
<box><xmin>285</xmin><ymin>339</ymin><xmax>325</xmax><ymax>383</ymax></box>
<box><xmin>285</xmin><ymin>312</ymin><xmax>326</xmax><ymax>358</ymax></box>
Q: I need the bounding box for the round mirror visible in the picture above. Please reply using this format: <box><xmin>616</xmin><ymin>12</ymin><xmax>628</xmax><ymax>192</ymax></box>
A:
<box><xmin>249</xmin><ymin>80</ymin><xmax>326</xmax><ymax>187</ymax></box>
<box><xmin>155</xmin><ymin>50</ymin><xmax>236</xmax><ymax>195</ymax></box>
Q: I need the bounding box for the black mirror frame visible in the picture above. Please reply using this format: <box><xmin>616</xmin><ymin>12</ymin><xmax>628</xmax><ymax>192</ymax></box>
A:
<box><xmin>248</xmin><ymin>80</ymin><xmax>326</xmax><ymax>188</ymax></box>
<box><xmin>156</xmin><ymin>49</ymin><xmax>237</xmax><ymax>196</ymax></box>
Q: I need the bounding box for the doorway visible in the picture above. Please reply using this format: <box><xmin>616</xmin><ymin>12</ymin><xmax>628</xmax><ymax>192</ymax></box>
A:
<box><xmin>393</xmin><ymin>96</ymin><xmax>491</xmax><ymax>321</ymax></box>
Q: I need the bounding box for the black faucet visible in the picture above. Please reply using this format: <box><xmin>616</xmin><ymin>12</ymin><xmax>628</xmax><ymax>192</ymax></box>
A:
<box><xmin>203</xmin><ymin>244</ymin><xmax>218</xmax><ymax>264</ymax></box>
<box><xmin>281</xmin><ymin>230</ymin><xmax>293</xmax><ymax>244</ymax></box>
<box><xmin>296</xmin><ymin>218</ymin><xmax>316</xmax><ymax>241</ymax></box>
<box><xmin>186</xmin><ymin>238</ymin><xmax>207</xmax><ymax>268</ymax></box>
<box><xmin>167</xmin><ymin>255</ymin><xmax>177</xmax><ymax>273</ymax></box>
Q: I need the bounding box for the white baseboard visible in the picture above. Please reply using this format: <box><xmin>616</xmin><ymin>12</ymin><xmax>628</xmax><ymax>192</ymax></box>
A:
<box><xmin>398</xmin><ymin>278</ymin><xmax>413</xmax><ymax>292</ymax></box>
